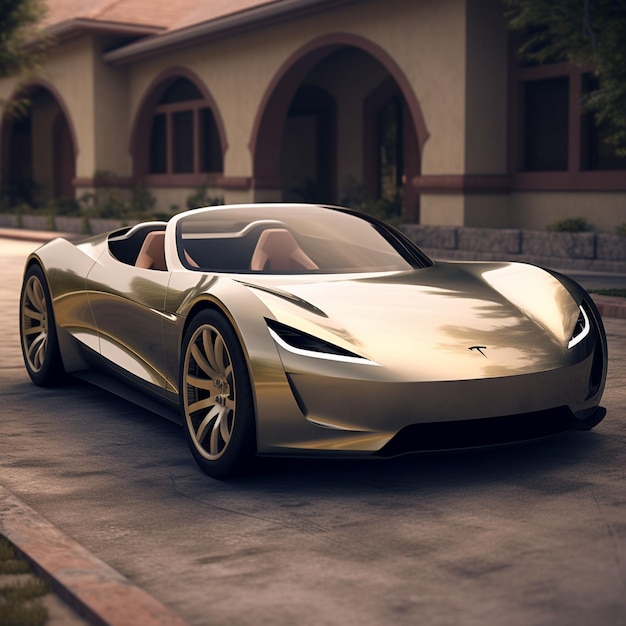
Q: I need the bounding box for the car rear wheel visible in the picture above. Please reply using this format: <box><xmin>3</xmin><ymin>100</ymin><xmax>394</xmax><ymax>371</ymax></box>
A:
<box><xmin>181</xmin><ymin>310</ymin><xmax>256</xmax><ymax>478</ymax></box>
<box><xmin>19</xmin><ymin>264</ymin><xmax>65</xmax><ymax>386</ymax></box>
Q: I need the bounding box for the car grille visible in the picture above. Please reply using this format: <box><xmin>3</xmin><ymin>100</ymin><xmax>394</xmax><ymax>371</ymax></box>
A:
<box><xmin>376</xmin><ymin>406</ymin><xmax>580</xmax><ymax>457</ymax></box>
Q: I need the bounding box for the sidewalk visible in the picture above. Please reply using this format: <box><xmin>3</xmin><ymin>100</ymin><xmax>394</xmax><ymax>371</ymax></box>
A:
<box><xmin>0</xmin><ymin>486</ymin><xmax>189</xmax><ymax>626</ymax></box>
<box><xmin>0</xmin><ymin>227</ymin><xmax>83</xmax><ymax>243</ymax></box>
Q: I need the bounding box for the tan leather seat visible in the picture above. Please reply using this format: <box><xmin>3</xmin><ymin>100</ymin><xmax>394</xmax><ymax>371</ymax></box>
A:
<box><xmin>135</xmin><ymin>231</ymin><xmax>167</xmax><ymax>270</ymax></box>
<box><xmin>250</xmin><ymin>228</ymin><xmax>318</xmax><ymax>271</ymax></box>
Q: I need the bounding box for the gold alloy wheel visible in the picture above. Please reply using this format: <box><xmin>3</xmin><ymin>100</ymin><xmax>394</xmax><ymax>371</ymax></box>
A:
<box><xmin>21</xmin><ymin>274</ymin><xmax>49</xmax><ymax>374</ymax></box>
<box><xmin>183</xmin><ymin>323</ymin><xmax>237</xmax><ymax>460</ymax></box>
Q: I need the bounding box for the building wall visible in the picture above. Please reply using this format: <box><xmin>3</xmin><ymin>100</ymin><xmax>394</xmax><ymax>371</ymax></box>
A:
<box><xmin>42</xmin><ymin>37</ymin><xmax>96</xmax><ymax>178</ymax></box>
<box><xmin>0</xmin><ymin>76</ymin><xmax>20</xmax><ymax>110</ymax></box>
<box><xmin>464</xmin><ymin>0</ymin><xmax>508</xmax><ymax>176</ymax></box>
<box><xmin>125</xmin><ymin>0</ymin><xmax>468</xmax><ymax>209</ymax></box>
<box><xmin>1</xmin><ymin>0</ymin><xmax>623</xmax><ymax>231</ymax></box>
<box><xmin>511</xmin><ymin>192</ymin><xmax>626</xmax><ymax>232</ymax></box>
<box><xmin>93</xmin><ymin>38</ymin><xmax>132</xmax><ymax>178</ymax></box>
<box><xmin>419</xmin><ymin>0</ymin><xmax>511</xmax><ymax>227</ymax></box>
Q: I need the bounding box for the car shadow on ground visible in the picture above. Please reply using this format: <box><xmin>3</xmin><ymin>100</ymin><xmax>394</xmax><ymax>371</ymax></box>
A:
<box><xmin>240</xmin><ymin>430</ymin><xmax>608</xmax><ymax>493</ymax></box>
<box><xmin>6</xmin><ymin>375</ymin><xmax>614</xmax><ymax>502</ymax></box>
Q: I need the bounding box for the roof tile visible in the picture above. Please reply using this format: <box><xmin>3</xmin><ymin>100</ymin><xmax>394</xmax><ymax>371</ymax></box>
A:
<box><xmin>42</xmin><ymin>0</ymin><xmax>276</xmax><ymax>30</ymax></box>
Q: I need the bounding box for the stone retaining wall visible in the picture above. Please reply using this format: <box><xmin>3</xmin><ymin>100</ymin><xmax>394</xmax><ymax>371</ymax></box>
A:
<box><xmin>2</xmin><ymin>212</ymin><xmax>626</xmax><ymax>272</ymax></box>
<box><xmin>402</xmin><ymin>225</ymin><xmax>626</xmax><ymax>272</ymax></box>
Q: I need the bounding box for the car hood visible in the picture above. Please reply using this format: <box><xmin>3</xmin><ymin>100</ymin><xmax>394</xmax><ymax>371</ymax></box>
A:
<box><xmin>241</xmin><ymin>261</ymin><xmax>581</xmax><ymax>381</ymax></box>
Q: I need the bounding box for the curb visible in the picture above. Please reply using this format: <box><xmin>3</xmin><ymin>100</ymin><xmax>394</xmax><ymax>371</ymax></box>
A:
<box><xmin>0</xmin><ymin>485</ymin><xmax>189</xmax><ymax>626</ymax></box>
<box><xmin>0</xmin><ymin>227</ymin><xmax>82</xmax><ymax>243</ymax></box>
<box><xmin>591</xmin><ymin>295</ymin><xmax>626</xmax><ymax>320</ymax></box>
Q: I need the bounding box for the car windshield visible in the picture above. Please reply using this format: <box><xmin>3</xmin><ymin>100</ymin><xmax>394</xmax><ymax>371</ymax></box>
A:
<box><xmin>175</xmin><ymin>205</ymin><xmax>431</xmax><ymax>273</ymax></box>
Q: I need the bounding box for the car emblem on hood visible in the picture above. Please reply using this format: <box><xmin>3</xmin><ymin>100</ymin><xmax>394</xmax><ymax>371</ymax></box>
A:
<box><xmin>468</xmin><ymin>346</ymin><xmax>487</xmax><ymax>357</ymax></box>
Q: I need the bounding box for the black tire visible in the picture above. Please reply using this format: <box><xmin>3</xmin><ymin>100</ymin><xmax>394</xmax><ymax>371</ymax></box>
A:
<box><xmin>180</xmin><ymin>310</ymin><xmax>256</xmax><ymax>478</ymax></box>
<box><xmin>19</xmin><ymin>264</ymin><xmax>65</xmax><ymax>386</ymax></box>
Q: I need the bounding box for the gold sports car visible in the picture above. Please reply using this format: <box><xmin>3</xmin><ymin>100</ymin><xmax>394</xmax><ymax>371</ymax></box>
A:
<box><xmin>20</xmin><ymin>204</ymin><xmax>607</xmax><ymax>478</ymax></box>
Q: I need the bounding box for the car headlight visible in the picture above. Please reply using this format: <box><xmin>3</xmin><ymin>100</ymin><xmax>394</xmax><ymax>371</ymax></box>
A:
<box><xmin>266</xmin><ymin>319</ymin><xmax>378</xmax><ymax>365</ymax></box>
<box><xmin>568</xmin><ymin>304</ymin><xmax>590</xmax><ymax>349</ymax></box>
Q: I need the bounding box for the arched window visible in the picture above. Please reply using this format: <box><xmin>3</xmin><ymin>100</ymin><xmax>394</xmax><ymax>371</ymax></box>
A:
<box><xmin>149</xmin><ymin>78</ymin><xmax>223</xmax><ymax>176</ymax></box>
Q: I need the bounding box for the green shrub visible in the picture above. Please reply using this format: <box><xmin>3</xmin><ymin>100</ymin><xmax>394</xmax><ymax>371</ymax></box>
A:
<box><xmin>546</xmin><ymin>217</ymin><xmax>592</xmax><ymax>232</ymax></box>
<box><xmin>186</xmin><ymin>187</ymin><xmax>224</xmax><ymax>210</ymax></box>
<box><xmin>590</xmin><ymin>288</ymin><xmax>626</xmax><ymax>298</ymax></box>
<box><xmin>0</xmin><ymin>536</ymin><xmax>48</xmax><ymax>626</ymax></box>
<box><xmin>78</xmin><ymin>171</ymin><xmax>157</xmax><ymax>220</ymax></box>
<box><xmin>130</xmin><ymin>181</ymin><xmax>156</xmax><ymax>215</ymax></box>
<box><xmin>289</xmin><ymin>179</ymin><xmax>328</xmax><ymax>204</ymax></box>
<box><xmin>340</xmin><ymin>176</ymin><xmax>404</xmax><ymax>225</ymax></box>
<box><xmin>79</xmin><ymin>188</ymin><xmax>127</xmax><ymax>219</ymax></box>
<box><xmin>616</xmin><ymin>223</ymin><xmax>626</xmax><ymax>237</ymax></box>
<box><xmin>49</xmin><ymin>197</ymin><xmax>82</xmax><ymax>216</ymax></box>
<box><xmin>0</xmin><ymin>177</ymin><xmax>43</xmax><ymax>210</ymax></box>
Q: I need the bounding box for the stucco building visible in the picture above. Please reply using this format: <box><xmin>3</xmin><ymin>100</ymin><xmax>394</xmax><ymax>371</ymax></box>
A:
<box><xmin>0</xmin><ymin>0</ymin><xmax>624</xmax><ymax>230</ymax></box>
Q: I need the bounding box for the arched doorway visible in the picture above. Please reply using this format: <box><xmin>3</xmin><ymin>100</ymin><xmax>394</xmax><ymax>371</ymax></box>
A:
<box><xmin>1</xmin><ymin>83</ymin><xmax>77</xmax><ymax>207</ymax></box>
<box><xmin>251</xmin><ymin>34</ymin><xmax>428</xmax><ymax>221</ymax></box>
<box><xmin>280</xmin><ymin>84</ymin><xmax>336</xmax><ymax>203</ymax></box>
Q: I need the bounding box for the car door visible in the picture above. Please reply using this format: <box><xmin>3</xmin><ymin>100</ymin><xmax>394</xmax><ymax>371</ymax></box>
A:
<box><xmin>86</xmin><ymin>254</ymin><xmax>171</xmax><ymax>390</ymax></box>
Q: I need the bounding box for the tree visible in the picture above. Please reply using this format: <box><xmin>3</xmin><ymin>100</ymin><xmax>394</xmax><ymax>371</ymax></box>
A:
<box><xmin>505</xmin><ymin>0</ymin><xmax>626</xmax><ymax>155</ymax></box>
<box><xmin>0</xmin><ymin>0</ymin><xmax>48</xmax><ymax>112</ymax></box>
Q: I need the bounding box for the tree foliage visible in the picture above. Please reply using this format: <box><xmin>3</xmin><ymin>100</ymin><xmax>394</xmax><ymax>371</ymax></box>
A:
<box><xmin>505</xmin><ymin>0</ymin><xmax>626</xmax><ymax>155</ymax></box>
<box><xmin>0</xmin><ymin>0</ymin><xmax>47</xmax><ymax>76</ymax></box>
<box><xmin>0</xmin><ymin>0</ymin><xmax>47</xmax><ymax>111</ymax></box>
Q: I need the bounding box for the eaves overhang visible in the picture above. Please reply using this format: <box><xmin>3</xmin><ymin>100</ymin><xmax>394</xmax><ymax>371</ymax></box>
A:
<box><xmin>102</xmin><ymin>0</ymin><xmax>362</xmax><ymax>66</ymax></box>
<box><xmin>45</xmin><ymin>18</ymin><xmax>164</xmax><ymax>44</ymax></box>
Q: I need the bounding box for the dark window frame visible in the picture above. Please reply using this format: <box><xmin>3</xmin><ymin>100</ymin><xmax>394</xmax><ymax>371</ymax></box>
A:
<box><xmin>508</xmin><ymin>44</ymin><xmax>626</xmax><ymax>191</ymax></box>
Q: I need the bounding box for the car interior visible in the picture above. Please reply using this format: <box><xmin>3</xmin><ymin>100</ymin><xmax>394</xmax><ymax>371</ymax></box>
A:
<box><xmin>249</xmin><ymin>228</ymin><xmax>318</xmax><ymax>271</ymax></box>
<box><xmin>108</xmin><ymin>221</ymin><xmax>318</xmax><ymax>273</ymax></box>
<box><xmin>108</xmin><ymin>222</ymin><xmax>167</xmax><ymax>268</ymax></box>
<box><xmin>180</xmin><ymin>225</ymin><xmax>318</xmax><ymax>273</ymax></box>
<box><xmin>135</xmin><ymin>230</ymin><xmax>167</xmax><ymax>270</ymax></box>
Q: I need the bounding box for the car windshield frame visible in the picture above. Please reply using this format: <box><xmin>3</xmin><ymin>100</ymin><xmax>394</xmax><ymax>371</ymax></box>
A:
<box><xmin>172</xmin><ymin>204</ymin><xmax>432</xmax><ymax>274</ymax></box>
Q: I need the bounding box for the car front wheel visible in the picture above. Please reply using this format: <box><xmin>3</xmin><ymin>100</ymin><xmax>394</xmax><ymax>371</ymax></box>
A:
<box><xmin>180</xmin><ymin>310</ymin><xmax>256</xmax><ymax>478</ymax></box>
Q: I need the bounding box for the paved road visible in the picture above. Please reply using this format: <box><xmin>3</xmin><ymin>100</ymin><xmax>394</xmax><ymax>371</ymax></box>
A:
<box><xmin>1</xmin><ymin>238</ymin><xmax>625</xmax><ymax>626</ymax></box>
